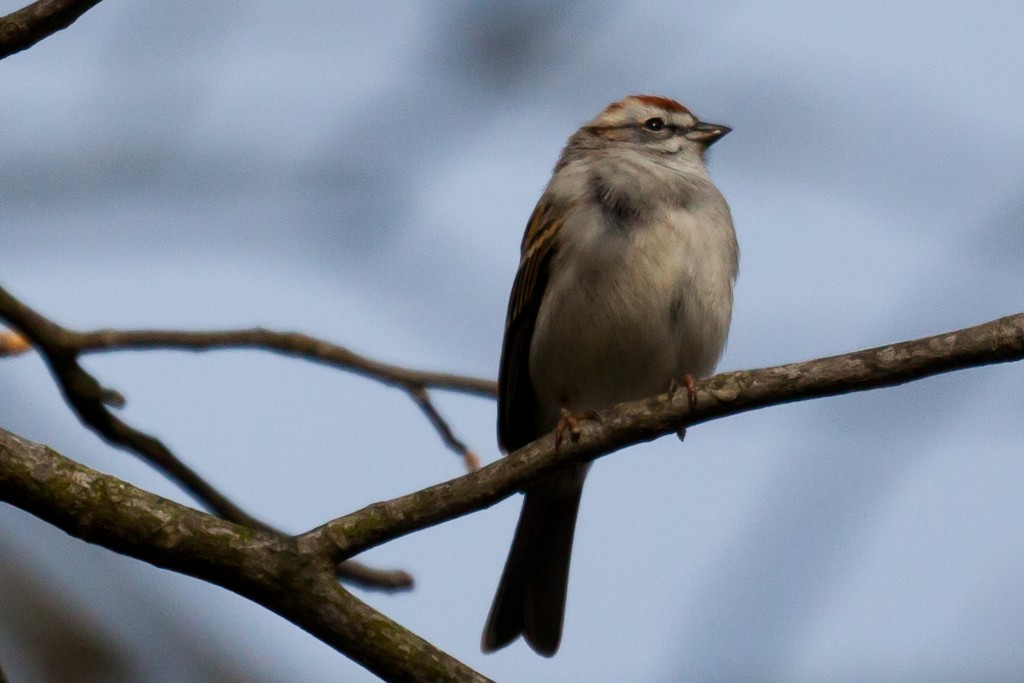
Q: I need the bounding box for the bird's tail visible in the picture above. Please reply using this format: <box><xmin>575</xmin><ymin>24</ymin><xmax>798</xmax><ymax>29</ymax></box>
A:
<box><xmin>481</xmin><ymin>468</ymin><xmax>585</xmax><ymax>657</ymax></box>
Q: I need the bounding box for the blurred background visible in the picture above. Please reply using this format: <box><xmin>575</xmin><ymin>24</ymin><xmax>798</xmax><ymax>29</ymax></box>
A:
<box><xmin>2</xmin><ymin>1</ymin><xmax>1023</xmax><ymax>681</ymax></box>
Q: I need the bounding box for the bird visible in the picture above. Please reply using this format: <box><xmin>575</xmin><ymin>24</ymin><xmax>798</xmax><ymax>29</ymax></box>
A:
<box><xmin>481</xmin><ymin>95</ymin><xmax>738</xmax><ymax>656</ymax></box>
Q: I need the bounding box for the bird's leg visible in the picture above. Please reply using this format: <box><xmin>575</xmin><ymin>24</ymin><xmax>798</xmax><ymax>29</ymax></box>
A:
<box><xmin>667</xmin><ymin>374</ymin><xmax>699</xmax><ymax>441</ymax></box>
<box><xmin>555</xmin><ymin>407</ymin><xmax>602</xmax><ymax>448</ymax></box>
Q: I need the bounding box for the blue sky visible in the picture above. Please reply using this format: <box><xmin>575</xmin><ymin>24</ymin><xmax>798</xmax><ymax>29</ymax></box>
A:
<box><xmin>2</xmin><ymin>2</ymin><xmax>1023</xmax><ymax>681</ymax></box>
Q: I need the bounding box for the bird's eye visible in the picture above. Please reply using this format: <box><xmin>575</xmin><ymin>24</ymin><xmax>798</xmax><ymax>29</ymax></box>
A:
<box><xmin>642</xmin><ymin>117</ymin><xmax>666</xmax><ymax>132</ymax></box>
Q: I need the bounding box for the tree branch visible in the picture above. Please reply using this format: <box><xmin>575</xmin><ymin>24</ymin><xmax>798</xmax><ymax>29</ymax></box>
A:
<box><xmin>72</xmin><ymin>326</ymin><xmax>493</xmax><ymax>472</ymax></box>
<box><xmin>0</xmin><ymin>285</ymin><xmax>271</xmax><ymax>527</ymax></box>
<box><xmin>0</xmin><ymin>0</ymin><xmax>103</xmax><ymax>60</ymax></box>
<box><xmin>0</xmin><ymin>284</ymin><xmax>412</xmax><ymax>591</ymax></box>
<box><xmin>1</xmin><ymin>284</ymin><xmax>494</xmax><ymax>470</ymax></box>
<box><xmin>299</xmin><ymin>312</ymin><xmax>1024</xmax><ymax>561</ymax></box>
<box><xmin>410</xmin><ymin>387</ymin><xmax>481</xmax><ymax>471</ymax></box>
<box><xmin>0</xmin><ymin>428</ymin><xmax>489</xmax><ymax>683</ymax></box>
<box><xmin>73</xmin><ymin>328</ymin><xmax>496</xmax><ymax>397</ymax></box>
<box><xmin>334</xmin><ymin>562</ymin><xmax>415</xmax><ymax>593</ymax></box>
<box><xmin>3</xmin><ymin>311</ymin><xmax>1020</xmax><ymax>676</ymax></box>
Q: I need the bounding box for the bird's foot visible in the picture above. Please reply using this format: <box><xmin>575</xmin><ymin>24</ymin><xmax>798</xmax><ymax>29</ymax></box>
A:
<box><xmin>555</xmin><ymin>408</ymin><xmax>602</xmax><ymax>448</ymax></box>
<box><xmin>668</xmin><ymin>374</ymin><xmax>699</xmax><ymax>441</ymax></box>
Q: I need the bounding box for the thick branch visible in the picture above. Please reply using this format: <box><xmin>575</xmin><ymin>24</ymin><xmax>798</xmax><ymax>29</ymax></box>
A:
<box><xmin>0</xmin><ymin>0</ymin><xmax>103</xmax><ymax>60</ymax></box>
<box><xmin>300</xmin><ymin>312</ymin><xmax>1024</xmax><ymax>561</ymax></box>
<box><xmin>0</xmin><ymin>428</ymin><xmax>490</xmax><ymax>683</ymax></box>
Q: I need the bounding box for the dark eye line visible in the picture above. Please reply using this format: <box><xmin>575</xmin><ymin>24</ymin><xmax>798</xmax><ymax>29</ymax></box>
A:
<box><xmin>598</xmin><ymin>123</ymin><xmax>686</xmax><ymax>132</ymax></box>
<box><xmin>584</xmin><ymin>121</ymin><xmax>694</xmax><ymax>135</ymax></box>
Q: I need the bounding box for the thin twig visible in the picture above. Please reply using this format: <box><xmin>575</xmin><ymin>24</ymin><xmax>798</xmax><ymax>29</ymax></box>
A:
<box><xmin>410</xmin><ymin>387</ymin><xmax>480</xmax><ymax>472</ymax></box>
<box><xmin>336</xmin><ymin>562</ymin><xmax>415</xmax><ymax>592</ymax></box>
<box><xmin>0</xmin><ymin>285</ymin><xmax>493</xmax><ymax>494</ymax></box>
<box><xmin>0</xmin><ymin>0</ymin><xmax>104</xmax><ymax>60</ymax></box>
<box><xmin>72</xmin><ymin>327</ymin><xmax>495</xmax><ymax>469</ymax></box>
<box><xmin>74</xmin><ymin>328</ymin><xmax>496</xmax><ymax>397</ymax></box>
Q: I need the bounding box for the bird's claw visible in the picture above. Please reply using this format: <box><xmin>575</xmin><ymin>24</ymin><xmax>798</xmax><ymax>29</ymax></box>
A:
<box><xmin>668</xmin><ymin>374</ymin><xmax>699</xmax><ymax>442</ymax></box>
<box><xmin>555</xmin><ymin>408</ymin><xmax>602</xmax><ymax>448</ymax></box>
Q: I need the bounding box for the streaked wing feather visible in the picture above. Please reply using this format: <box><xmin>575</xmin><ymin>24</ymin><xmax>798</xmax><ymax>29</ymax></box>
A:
<box><xmin>497</xmin><ymin>196</ymin><xmax>562</xmax><ymax>453</ymax></box>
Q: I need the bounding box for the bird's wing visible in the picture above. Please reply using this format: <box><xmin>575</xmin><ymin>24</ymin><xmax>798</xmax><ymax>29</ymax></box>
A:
<box><xmin>497</xmin><ymin>194</ymin><xmax>564</xmax><ymax>453</ymax></box>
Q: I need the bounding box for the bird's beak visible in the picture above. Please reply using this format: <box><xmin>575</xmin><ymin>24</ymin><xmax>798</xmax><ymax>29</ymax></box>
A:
<box><xmin>684</xmin><ymin>122</ymin><xmax>731</xmax><ymax>146</ymax></box>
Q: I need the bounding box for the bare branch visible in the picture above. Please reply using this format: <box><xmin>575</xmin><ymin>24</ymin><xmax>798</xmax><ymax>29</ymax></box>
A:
<box><xmin>299</xmin><ymin>312</ymin><xmax>1024</xmax><ymax>561</ymax></box>
<box><xmin>410</xmin><ymin>387</ymin><xmax>481</xmax><ymax>472</ymax></box>
<box><xmin>0</xmin><ymin>285</ymin><xmax>411</xmax><ymax>591</ymax></box>
<box><xmin>1</xmin><ymin>284</ymin><xmax>494</xmax><ymax>473</ymax></box>
<box><xmin>0</xmin><ymin>428</ymin><xmax>490</xmax><ymax>683</ymax></box>
<box><xmin>70</xmin><ymin>326</ymin><xmax>495</xmax><ymax>469</ymax></box>
<box><xmin>0</xmin><ymin>0</ymin><xmax>103</xmax><ymax>60</ymax></box>
<box><xmin>3</xmin><ymin>308</ymin><xmax>1021</xmax><ymax>676</ymax></box>
<box><xmin>73</xmin><ymin>327</ymin><xmax>494</xmax><ymax>471</ymax></box>
<box><xmin>74</xmin><ymin>328</ymin><xmax>497</xmax><ymax>397</ymax></box>
<box><xmin>0</xmin><ymin>285</ymin><xmax>268</xmax><ymax>527</ymax></box>
<box><xmin>336</xmin><ymin>562</ymin><xmax>415</xmax><ymax>592</ymax></box>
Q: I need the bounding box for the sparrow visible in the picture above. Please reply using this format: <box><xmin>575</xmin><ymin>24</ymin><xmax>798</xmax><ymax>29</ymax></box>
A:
<box><xmin>482</xmin><ymin>95</ymin><xmax>738</xmax><ymax>656</ymax></box>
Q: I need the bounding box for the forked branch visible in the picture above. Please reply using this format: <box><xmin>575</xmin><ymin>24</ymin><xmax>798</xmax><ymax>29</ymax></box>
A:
<box><xmin>0</xmin><ymin>284</ymin><xmax>413</xmax><ymax>590</ymax></box>
<box><xmin>3</xmin><ymin>311</ymin><xmax>1021</xmax><ymax>680</ymax></box>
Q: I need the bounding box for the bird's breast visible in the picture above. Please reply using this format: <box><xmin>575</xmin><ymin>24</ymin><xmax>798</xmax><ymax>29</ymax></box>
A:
<box><xmin>528</xmin><ymin>201</ymin><xmax>735</xmax><ymax>430</ymax></box>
